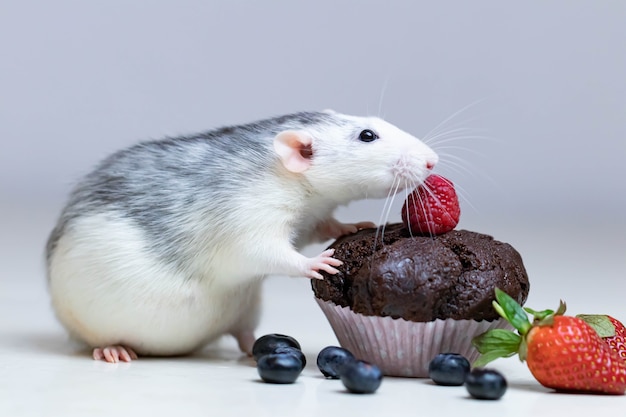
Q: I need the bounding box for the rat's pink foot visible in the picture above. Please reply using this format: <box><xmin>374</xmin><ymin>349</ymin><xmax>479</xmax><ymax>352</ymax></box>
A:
<box><xmin>232</xmin><ymin>330</ymin><xmax>256</xmax><ymax>356</ymax></box>
<box><xmin>93</xmin><ymin>345</ymin><xmax>138</xmax><ymax>363</ymax></box>
<box><xmin>306</xmin><ymin>248</ymin><xmax>343</xmax><ymax>280</ymax></box>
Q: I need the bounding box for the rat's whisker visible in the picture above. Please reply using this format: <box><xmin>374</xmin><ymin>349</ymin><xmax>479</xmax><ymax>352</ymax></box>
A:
<box><xmin>421</xmin><ymin>99</ymin><xmax>487</xmax><ymax>143</ymax></box>
<box><xmin>428</xmin><ymin>130</ymin><xmax>493</xmax><ymax>142</ymax></box>
<box><xmin>436</xmin><ymin>152</ymin><xmax>502</xmax><ymax>195</ymax></box>
<box><xmin>424</xmin><ymin>127</ymin><xmax>489</xmax><ymax>146</ymax></box>
<box><xmin>379</xmin><ymin>177</ymin><xmax>403</xmax><ymax>243</ymax></box>
<box><xmin>449</xmin><ymin>182</ymin><xmax>478</xmax><ymax>215</ymax></box>
<box><xmin>435</xmin><ymin>158</ymin><xmax>478</xmax><ymax>179</ymax></box>
<box><xmin>376</xmin><ymin>178</ymin><xmax>399</xmax><ymax>230</ymax></box>
<box><xmin>432</xmin><ymin>146</ymin><xmax>487</xmax><ymax>159</ymax></box>
<box><xmin>416</xmin><ymin>186</ymin><xmax>436</xmax><ymax>238</ymax></box>
<box><xmin>422</xmin><ymin>175</ymin><xmax>477</xmax><ymax>219</ymax></box>
<box><xmin>377</xmin><ymin>75</ymin><xmax>390</xmax><ymax>119</ymax></box>
<box><xmin>374</xmin><ymin>175</ymin><xmax>401</xmax><ymax>251</ymax></box>
<box><xmin>404</xmin><ymin>183</ymin><xmax>416</xmax><ymax>239</ymax></box>
<box><xmin>385</xmin><ymin>179</ymin><xmax>403</xmax><ymax>225</ymax></box>
<box><xmin>423</xmin><ymin>117</ymin><xmax>481</xmax><ymax>144</ymax></box>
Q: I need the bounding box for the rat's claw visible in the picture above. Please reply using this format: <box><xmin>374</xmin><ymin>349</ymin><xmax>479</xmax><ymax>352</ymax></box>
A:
<box><xmin>317</xmin><ymin>263</ymin><xmax>340</xmax><ymax>275</ymax></box>
<box><xmin>306</xmin><ymin>249</ymin><xmax>342</xmax><ymax>279</ymax></box>
<box><xmin>321</xmin><ymin>249</ymin><xmax>343</xmax><ymax>264</ymax></box>
<box><xmin>354</xmin><ymin>221</ymin><xmax>377</xmax><ymax>230</ymax></box>
<box><xmin>93</xmin><ymin>345</ymin><xmax>138</xmax><ymax>363</ymax></box>
<box><xmin>309</xmin><ymin>270</ymin><xmax>324</xmax><ymax>280</ymax></box>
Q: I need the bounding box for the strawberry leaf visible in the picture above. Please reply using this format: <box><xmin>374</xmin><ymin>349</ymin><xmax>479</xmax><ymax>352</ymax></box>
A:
<box><xmin>576</xmin><ymin>314</ymin><xmax>616</xmax><ymax>338</ymax></box>
<box><xmin>518</xmin><ymin>337</ymin><xmax>528</xmax><ymax>362</ymax></box>
<box><xmin>472</xmin><ymin>329</ymin><xmax>521</xmax><ymax>354</ymax></box>
<box><xmin>494</xmin><ymin>288</ymin><xmax>532</xmax><ymax>335</ymax></box>
<box><xmin>531</xmin><ymin>300</ymin><xmax>566</xmax><ymax>327</ymax></box>
<box><xmin>524</xmin><ymin>307</ymin><xmax>554</xmax><ymax>321</ymax></box>
<box><xmin>472</xmin><ymin>349</ymin><xmax>517</xmax><ymax>368</ymax></box>
<box><xmin>471</xmin><ymin>329</ymin><xmax>521</xmax><ymax>367</ymax></box>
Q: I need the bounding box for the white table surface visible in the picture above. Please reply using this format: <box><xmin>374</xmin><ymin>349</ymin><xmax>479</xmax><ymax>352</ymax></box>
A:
<box><xmin>1</xmin><ymin>202</ymin><xmax>624</xmax><ymax>417</ymax></box>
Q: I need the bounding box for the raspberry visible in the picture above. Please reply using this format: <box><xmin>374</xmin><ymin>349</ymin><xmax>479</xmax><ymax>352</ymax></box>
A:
<box><xmin>401</xmin><ymin>175</ymin><xmax>460</xmax><ymax>236</ymax></box>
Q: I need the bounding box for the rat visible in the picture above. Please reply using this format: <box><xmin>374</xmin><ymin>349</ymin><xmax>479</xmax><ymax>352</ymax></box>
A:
<box><xmin>45</xmin><ymin>110</ymin><xmax>438</xmax><ymax>362</ymax></box>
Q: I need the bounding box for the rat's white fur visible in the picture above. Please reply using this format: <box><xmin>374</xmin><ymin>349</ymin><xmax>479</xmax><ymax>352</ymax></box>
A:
<box><xmin>49</xmin><ymin>212</ymin><xmax>262</xmax><ymax>355</ymax></box>
<box><xmin>46</xmin><ymin>111</ymin><xmax>437</xmax><ymax>360</ymax></box>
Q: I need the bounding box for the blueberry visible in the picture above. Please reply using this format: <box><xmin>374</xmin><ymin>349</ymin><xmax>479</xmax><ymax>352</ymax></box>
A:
<box><xmin>316</xmin><ymin>346</ymin><xmax>356</xmax><ymax>378</ymax></box>
<box><xmin>257</xmin><ymin>353</ymin><xmax>303</xmax><ymax>384</ymax></box>
<box><xmin>272</xmin><ymin>346</ymin><xmax>306</xmax><ymax>370</ymax></box>
<box><xmin>428</xmin><ymin>353</ymin><xmax>471</xmax><ymax>386</ymax></box>
<box><xmin>339</xmin><ymin>360</ymin><xmax>383</xmax><ymax>394</ymax></box>
<box><xmin>252</xmin><ymin>334</ymin><xmax>301</xmax><ymax>362</ymax></box>
<box><xmin>465</xmin><ymin>368</ymin><xmax>507</xmax><ymax>400</ymax></box>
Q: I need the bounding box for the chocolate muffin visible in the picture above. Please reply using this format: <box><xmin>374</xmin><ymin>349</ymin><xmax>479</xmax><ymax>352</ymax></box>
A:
<box><xmin>312</xmin><ymin>223</ymin><xmax>529</xmax><ymax>322</ymax></box>
<box><xmin>311</xmin><ymin>223</ymin><xmax>530</xmax><ymax>377</ymax></box>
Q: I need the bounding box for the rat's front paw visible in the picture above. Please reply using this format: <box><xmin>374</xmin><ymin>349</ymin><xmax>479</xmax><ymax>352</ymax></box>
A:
<box><xmin>316</xmin><ymin>219</ymin><xmax>377</xmax><ymax>241</ymax></box>
<box><xmin>346</xmin><ymin>221</ymin><xmax>377</xmax><ymax>234</ymax></box>
<box><xmin>305</xmin><ymin>249</ymin><xmax>343</xmax><ymax>280</ymax></box>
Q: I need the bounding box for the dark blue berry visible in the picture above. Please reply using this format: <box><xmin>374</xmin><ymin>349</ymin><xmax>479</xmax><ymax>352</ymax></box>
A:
<box><xmin>465</xmin><ymin>369</ymin><xmax>507</xmax><ymax>400</ymax></box>
<box><xmin>339</xmin><ymin>360</ymin><xmax>383</xmax><ymax>394</ymax></box>
<box><xmin>428</xmin><ymin>353</ymin><xmax>471</xmax><ymax>386</ymax></box>
<box><xmin>316</xmin><ymin>346</ymin><xmax>356</xmax><ymax>378</ymax></box>
<box><xmin>257</xmin><ymin>353</ymin><xmax>303</xmax><ymax>384</ymax></box>
<box><xmin>272</xmin><ymin>346</ymin><xmax>306</xmax><ymax>370</ymax></box>
<box><xmin>252</xmin><ymin>334</ymin><xmax>301</xmax><ymax>362</ymax></box>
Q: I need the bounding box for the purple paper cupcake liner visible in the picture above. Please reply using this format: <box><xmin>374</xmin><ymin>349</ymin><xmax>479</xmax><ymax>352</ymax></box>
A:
<box><xmin>316</xmin><ymin>298</ymin><xmax>510</xmax><ymax>377</ymax></box>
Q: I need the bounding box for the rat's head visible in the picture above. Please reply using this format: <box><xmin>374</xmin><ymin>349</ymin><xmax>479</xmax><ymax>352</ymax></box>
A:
<box><xmin>273</xmin><ymin>110</ymin><xmax>438</xmax><ymax>202</ymax></box>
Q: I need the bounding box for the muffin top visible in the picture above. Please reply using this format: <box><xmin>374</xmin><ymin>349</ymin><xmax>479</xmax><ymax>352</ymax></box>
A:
<box><xmin>311</xmin><ymin>223</ymin><xmax>529</xmax><ymax>322</ymax></box>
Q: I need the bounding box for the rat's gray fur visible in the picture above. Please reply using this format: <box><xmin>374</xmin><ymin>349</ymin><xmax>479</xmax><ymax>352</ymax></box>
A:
<box><xmin>45</xmin><ymin>109</ymin><xmax>437</xmax><ymax>360</ymax></box>
<box><xmin>46</xmin><ymin>111</ymin><xmax>346</xmax><ymax>271</ymax></box>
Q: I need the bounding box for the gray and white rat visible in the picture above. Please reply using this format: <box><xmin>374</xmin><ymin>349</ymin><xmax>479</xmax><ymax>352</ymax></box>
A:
<box><xmin>46</xmin><ymin>110</ymin><xmax>438</xmax><ymax>362</ymax></box>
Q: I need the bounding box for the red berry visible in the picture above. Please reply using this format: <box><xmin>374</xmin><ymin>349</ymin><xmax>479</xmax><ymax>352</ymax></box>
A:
<box><xmin>401</xmin><ymin>175</ymin><xmax>460</xmax><ymax>235</ymax></box>
<box><xmin>525</xmin><ymin>316</ymin><xmax>626</xmax><ymax>395</ymax></box>
<box><xmin>578</xmin><ymin>315</ymin><xmax>626</xmax><ymax>361</ymax></box>
<box><xmin>474</xmin><ymin>290</ymin><xmax>626</xmax><ymax>395</ymax></box>
<box><xmin>606</xmin><ymin>316</ymin><xmax>626</xmax><ymax>361</ymax></box>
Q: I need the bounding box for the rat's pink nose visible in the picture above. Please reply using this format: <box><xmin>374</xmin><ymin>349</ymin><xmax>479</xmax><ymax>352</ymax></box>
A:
<box><xmin>426</xmin><ymin>160</ymin><xmax>436</xmax><ymax>170</ymax></box>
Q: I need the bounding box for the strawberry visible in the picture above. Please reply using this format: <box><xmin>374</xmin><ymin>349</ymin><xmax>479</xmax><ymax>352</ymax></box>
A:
<box><xmin>577</xmin><ymin>314</ymin><xmax>626</xmax><ymax>361</ymax></box>
<box><xmin>401</xmin><ymin>174</ymin><xmax>460</xmax><ymax>236</ymax></box>
<box><xmin>472</xmin><ymin>289</ymin><xmax>626</xmax><ymax>395</ymax></box>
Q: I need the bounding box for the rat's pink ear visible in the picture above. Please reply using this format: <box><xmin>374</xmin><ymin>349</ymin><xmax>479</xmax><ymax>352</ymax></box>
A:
<box><xmin>273</xmin><ymin>130</ymin><xmax>313</xmax><ymax>173</ymax></box>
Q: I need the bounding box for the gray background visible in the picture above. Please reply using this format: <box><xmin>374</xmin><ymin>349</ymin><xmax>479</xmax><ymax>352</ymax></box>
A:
<box><xmin>1</xmin><ymin>1</ymin><xmax>625</xmax><ymax>310</ymax></box>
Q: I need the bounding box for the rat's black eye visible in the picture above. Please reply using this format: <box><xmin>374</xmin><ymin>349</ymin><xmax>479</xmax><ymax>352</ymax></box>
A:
<box><xmin>359</xmin><ymin>129</ymin><xmax>379</xmax><ymax>142</ymax></box>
